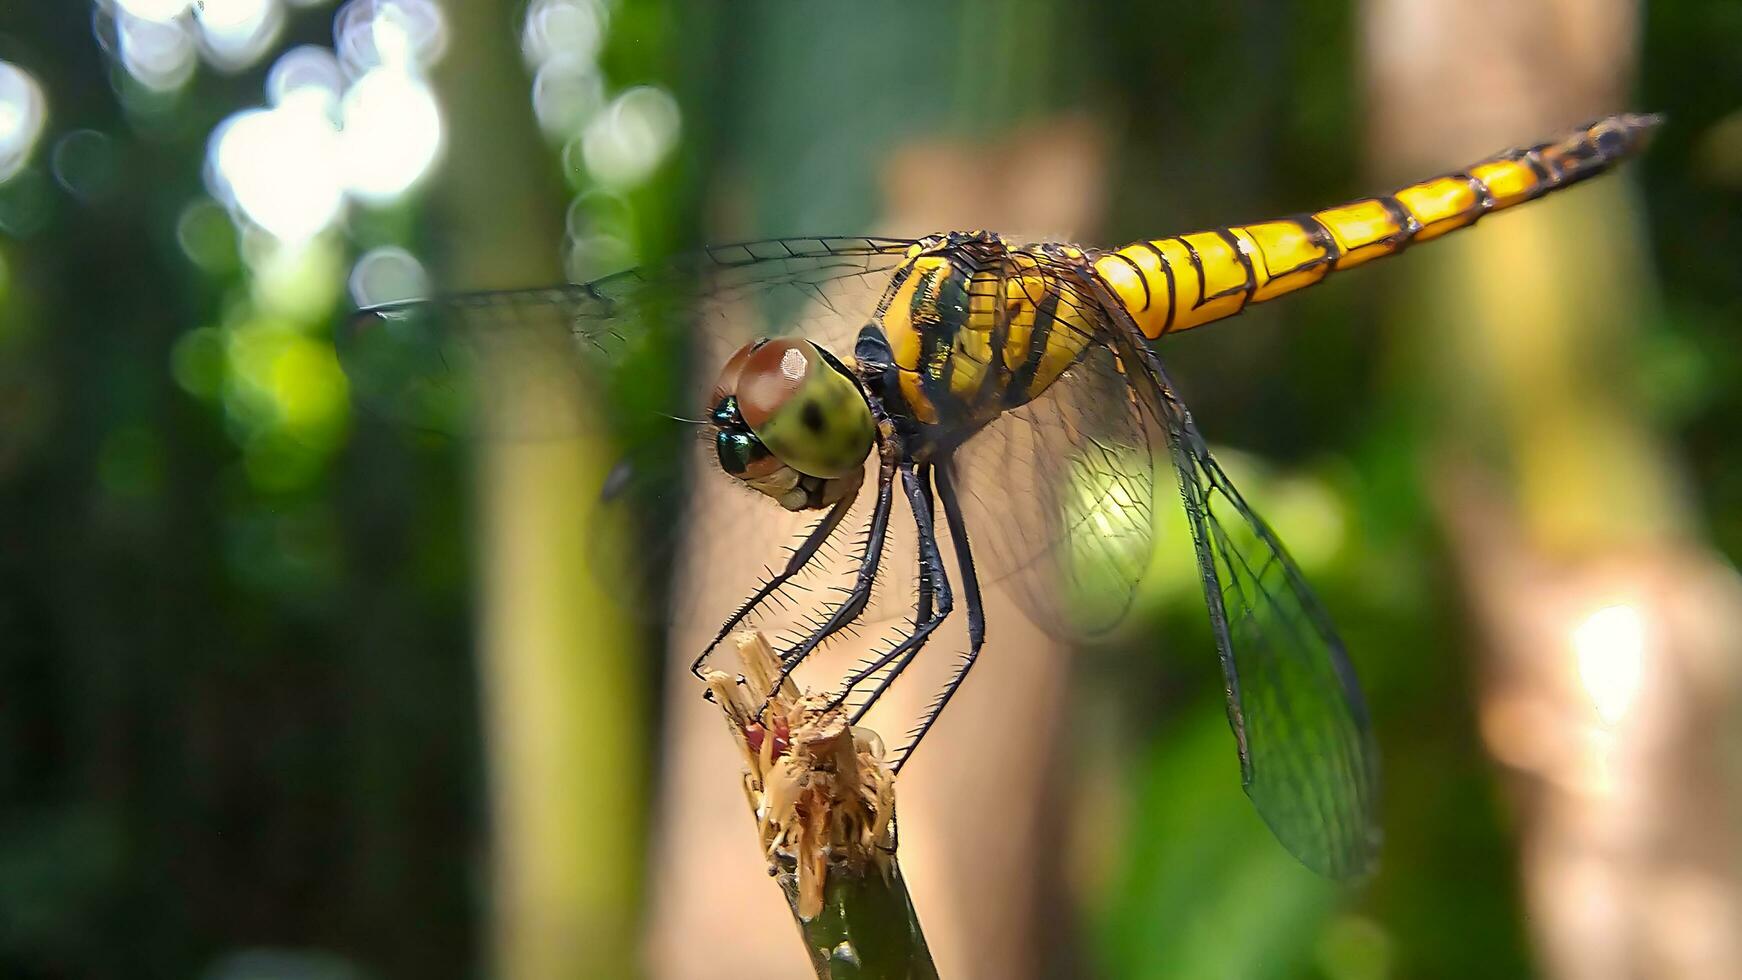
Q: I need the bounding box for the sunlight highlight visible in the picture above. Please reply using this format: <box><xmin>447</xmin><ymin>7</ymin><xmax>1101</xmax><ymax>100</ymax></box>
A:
<box><xmin>195</xmin><ymin>0</ymin><xmax>285</xmax><ymax>71</ymax></box>
<box><xmin>209</xmin><ymin>95</ymin><xmax>344</xmax><ymax>243</ymax></box>
<box><xmin>0</xmin><ymin>61</ymin><xmax>48</xmax><ymax>184</ymax></box>
<box><xmin>1573</xmin><ymin>603</ymin><xmax>1645</xmax><ymax>726</ymax></box>
<box><xmin>339</xmin><ymin>67</ymin><xmax>442</xmax><ymax>201</ymax></box>
<box><xmin>267</xmin><ymin>46</ymin><xmax>344</xmax><ymax>114</ymax></box>
<box><xmin>206</xmin><ymin>6</ymin><xmax>446</xmax><ymax>244</ymax></box>
<box><xmin>335</xmin><ymin>0</ymin><xmax>447</xmax><ymax>76</ymax></box>
<box><xmin>115</xmin><ymin>0</ymin><xmax>194</xmax><ymax>22</ymax></box>
<box><xmin>118</xmin><ymin>11</ymin><xmax>198</xmax><ymax>91</ymax></box>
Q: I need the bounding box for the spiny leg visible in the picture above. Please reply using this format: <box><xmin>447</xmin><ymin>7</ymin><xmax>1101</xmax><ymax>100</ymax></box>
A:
<box><xmin>830</xmin><ymin>464</ymin><xmax>939</xmax><ymax>707</ymax></box>
<box><xmin>890</xmin><ymin>456</ymin><xmax>984</xmax><ymax>773</ymax></box>
<box><xmin>752</xmin><ymin>453</ymin><xmax>897</xmax><ymax>721</ymax></box>
<box><xmin>690</xmin><ymin>485</ymin><xmax>860</xmax><ymax>680</ymax></box>
<box><xmin>832</xmin><ymin>462</ymin><xmax>954</xmax><ymax>718</ymax></box>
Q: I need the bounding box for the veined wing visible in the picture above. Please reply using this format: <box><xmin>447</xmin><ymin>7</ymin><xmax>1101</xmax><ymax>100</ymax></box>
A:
<box><xmin>950</xmin><ymin>338</ymin><xmax>1157</xmax><ymax>639</ymax></box>
<box><xmin>915</xmin><ymin>248</ymin><xmax>1377</xmax><ymax>875</ymax></box>
<box><xmin>345</xmin><ymin>236</ymin><xmax>915</xmax><ymax>439</ymax></box>
<box><xmin>340</xmin><ymin>237</ymin><xmax>919</xmax><ymax>633</ymax></box>
<box><xmin>1091</xmin><ymin>288</ymin><xmax>1380</xmax><ymax>878</ymax></box>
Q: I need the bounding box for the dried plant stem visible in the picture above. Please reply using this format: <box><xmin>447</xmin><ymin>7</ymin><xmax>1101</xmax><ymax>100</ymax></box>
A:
<box><xmin>706</xmin><ymin>632</ymin><xmax>937</xmax><ymax>980</ymax></box>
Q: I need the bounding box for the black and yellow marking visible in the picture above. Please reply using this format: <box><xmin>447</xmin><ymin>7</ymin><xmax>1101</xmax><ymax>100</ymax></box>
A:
<box><xmin>879</xmin><ymin>237</ymin><xmax>1101</xmax><ymax>425</ymax></box>
<box><xmin>1093</xmin><ymin>113</ymin><xmax>1660</xmax><ymax>340</ymax></box>
<box><xmin>868</xmin><ymin>115</ymin><xmax>1655</xmax><ymax>431</ymax></box>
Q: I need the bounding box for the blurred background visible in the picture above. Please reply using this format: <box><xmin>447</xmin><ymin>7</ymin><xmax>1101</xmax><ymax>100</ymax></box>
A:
<box><xmin>2</xmin><ymin>1</ymin><xmax>1740</xmax><ymax>978</ymax></box>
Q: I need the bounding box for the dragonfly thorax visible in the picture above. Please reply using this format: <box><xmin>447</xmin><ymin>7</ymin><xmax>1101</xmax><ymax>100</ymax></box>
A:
<box><xmin>876</xmin><ymin>233</ymin><xmax>1099</xmax><ymax>432</ymax></box>
<box><xmin>708</xmin><ymin>338</ymin><xmax>872</xmax><ymax>511</ymax></box>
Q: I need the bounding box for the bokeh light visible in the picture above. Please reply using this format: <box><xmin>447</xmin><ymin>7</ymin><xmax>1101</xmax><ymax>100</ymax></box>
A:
<box><xmin>115</xmin><ymin>0</ymin><xmax>194</xmax><ymax>22</ymax></box>
<box><xmin>246</xmin><ymin>231</ymin><xmax>344</xmax><ymax>319</ymax></box>
<box><xmin>339</xmin><ymin>67</ymin><xmax>442</xmax><ymax>201</ymax></box>
<box><xmin>267</xmin><ymin>45</ymin><xmax>344</xmax><ymax>115</ymax></box>
<box><xmin>580</xmin><ymin>85</ymin><xmax>681</xmax><ymax>190</ymax></box>
<box><xmin>172</xmin><ymin>326</ymin><xmax>228</xmax><ymax>399</ymax></box>
<box><xmin>208</xmin><ymin>95</ymin><xmax>345</xmax><ymax>243</ymax></box>
<box><xmin>562</xmin><ymin>189</ymin><xmax>633</xmax><ymax>279</ymax></box>
<box><xmin>521</xmin><ymin>0</ymin><xmax>606</xmax><ymax>70</ymax></box>
<box><xmin>334</xmin><ymin>0</ymin><xmax>447</xmax><ymax>77</ymax></box>
<box><xmin>225</xmin><ymin>322</ymin><xmax>349</xmax><ymax>435</ymax></box>
<box><xmin>51</xmin><ymin>129</ymin><xmax>122</xmax><ymax>204</ymax></box>
<box><xmin>170</xmin><ymin>228</ymin><xmax>352</xmax><ymax>493</ymax></box>
<box><xmin>519</xmin><ymin>0</ymin><xmax>678</xmax><ymax>276</ymax></box>
<box><xmin>0</xmin><ymin>61</ymin><xmax>48</xmax><ymax>184</ymax></box>
<box><xmin>176</xmin><ymin>197</ymin><xmax>241</xmax><ymax>273</ymax></box>
<box><xmin>161</xmin><ymin>0</ymin><xmax>446</xmax><ymax>499</ymax></box>
<box><xmin>117</xmin><ymin>12</ymin><xmax>198</xmax><ymax>92</ymax></box>
<box><xmin>207</xmin><ymin>17</ymin><xmax>445</xmax><ymax>245</ymax></box>
<box><xmin>532</xmin><ymin>55</ymin><xmax>605</xmax><ymax>139</ymax></box>
<box><xmin>194</xmin><ymin>0</ymin><xmax>285</xmax><ymax>72</ymax></box>
<box><xmin>348</xmin><ymin>245</ymin><xmax>427</xmax><ymax>308</ymax></box>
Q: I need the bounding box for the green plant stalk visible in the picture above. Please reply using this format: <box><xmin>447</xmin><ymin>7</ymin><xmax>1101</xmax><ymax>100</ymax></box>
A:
<box><xmin>708</xmin><ymin>632</ymin><xmax>937</xmax><ymax>980</ymax></box>
<box><xmin>775</xmin><ymin>851</ymin><xmax>937</xmax><ymax>980</ymax></box>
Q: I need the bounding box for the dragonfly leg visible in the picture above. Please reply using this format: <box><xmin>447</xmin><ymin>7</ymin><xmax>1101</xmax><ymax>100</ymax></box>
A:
<box><xmin>890</xmin><ymin>456</ymin><xmax>984</xmax><ymax>773</ymax></box>
<box><xmin>830</xmin><ymin>463</ymin><xmax>955</xmax><ymax>726</ymax></box>
<box><xmin>913</xmin><ymin>463</ymin><xmax>935</xmax><ymax>621</ymax></box>
<box><xmin>751</xmin><ymin>452</ymin><xmax>897</xmax><ymax>722</ymax></box>
<box><xmin>829</xmin><ymin>464</ymin><xmax>944</xmax><ymax>712</ymax></box>
<box><xmin>690</xmin><ymin>485</ymin><xmax>861</xmax><ymax>680</ymax></box>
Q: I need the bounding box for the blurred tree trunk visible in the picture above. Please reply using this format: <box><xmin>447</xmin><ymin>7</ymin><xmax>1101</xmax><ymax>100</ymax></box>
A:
<box><xmin>1363</xmin><ymin>2</ymin><xmax>1742</xmax><ymax>976</ymax></box>
<box><xmin>429</xmin><ymin>4</ymin><xmax>645</xmax><ymax>978</ymax></box>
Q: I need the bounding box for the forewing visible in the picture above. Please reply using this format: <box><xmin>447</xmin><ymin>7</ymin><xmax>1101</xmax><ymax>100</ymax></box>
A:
<box><xmin>339</xmin><ymin>237</ymin><xmax>918</xmax><ymax>630</ymax></box>
<box><xmin>1132</xmin><ymin>351</ymin><xmax>1380</xmax><ymax>878</ymax></box>
<box><xmin>345</xmin><ymin>237</ymin><xmax>914</xmax><ymax>438</ymax></box>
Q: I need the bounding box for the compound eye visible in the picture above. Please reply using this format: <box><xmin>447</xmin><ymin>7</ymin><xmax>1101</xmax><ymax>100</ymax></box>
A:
<box><xmin>735</xmin><ymin>339</ymin><xmax>812</xmax><ymax>430</ymax></box>
<box><xmin>710</xmin><ymin>339</ymin><xmax>765</xmax><ymax>408</ymax></box>
<box><xmin>734</xmin><ymin>339</ymin><xmax>874</xmax><ymax>479</ymax></box>
<box><xmin>715</xmin><ymin>429</ymin><xmax>780</xmax><ymax>478</ymax></box>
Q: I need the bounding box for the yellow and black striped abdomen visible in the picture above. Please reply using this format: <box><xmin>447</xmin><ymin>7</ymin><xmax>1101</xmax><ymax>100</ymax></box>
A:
<box><xmin>1094</xmin><ymin>113</ymin><xmax>1660</xmax><ymax>340</ymax></box>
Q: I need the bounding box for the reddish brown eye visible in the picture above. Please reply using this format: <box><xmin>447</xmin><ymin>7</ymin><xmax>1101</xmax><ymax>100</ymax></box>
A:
<box><xmin>707</xmin><ymin>335</ymin><xmax>872</xmax><ymax>481</ymax></box>
<box><xmin>736</xmin><ymin>339</ymin><xmax>811</xmax><ymax>429</ymax></box>
<box><xmin>710</xmin><ymin>340</ymin><xmax>763</xmax><ymax>406</ymax></box>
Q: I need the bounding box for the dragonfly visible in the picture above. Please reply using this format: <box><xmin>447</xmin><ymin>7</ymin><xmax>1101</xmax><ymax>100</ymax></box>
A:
<box><xmin>346</xmin><ymin>113</ymin><xmax>1659</xmax><ymax>878</ymax></box>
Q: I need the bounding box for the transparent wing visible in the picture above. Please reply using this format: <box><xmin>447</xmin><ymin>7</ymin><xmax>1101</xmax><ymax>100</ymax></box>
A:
<box><xmin>1131</xmin><ymin>347</ymin><xmax>1380</xmax><ymax>878</ymax></box>
<box><xmin>339</xmin><ymin>237</ymin><xmax>919</xmax><ymax>631</ymax></box>
<box><xmin>950</xmin><ymin>340</ymin><xmax>1156</xmax><ymax>638</ymax></box>
<box><xmin>931</xmin><ymin>247</ymin><xmax>1375</xmax><ymax>874</ymax></box>
<box><xmin>345</xmin><ymin>236</ymin><xmax>915</xmax><ymax>438</ymax></box>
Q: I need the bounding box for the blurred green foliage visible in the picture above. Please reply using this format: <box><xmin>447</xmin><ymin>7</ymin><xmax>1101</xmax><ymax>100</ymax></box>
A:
<box><xmin>0</xmin><ymin>0</ymin><xmax>1738</xmax><ymax>978</ymax></box>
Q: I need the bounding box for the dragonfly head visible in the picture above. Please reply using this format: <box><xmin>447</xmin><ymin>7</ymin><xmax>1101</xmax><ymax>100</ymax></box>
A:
<box><xmin>708</xmin><ymin>338</ymin><xmax>873</xmax><ymax>511</ymax></box>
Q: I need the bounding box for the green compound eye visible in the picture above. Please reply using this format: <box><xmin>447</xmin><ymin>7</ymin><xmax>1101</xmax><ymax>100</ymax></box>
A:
<box><xmin>715</xmin><ymin>429</ymin><xmax>767</xmax><ymax>476</ymax></box>
<box><xmin>731</xmin><ymin>339</ymin><xmax>874</xmax><ymax>479</ymax></box>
